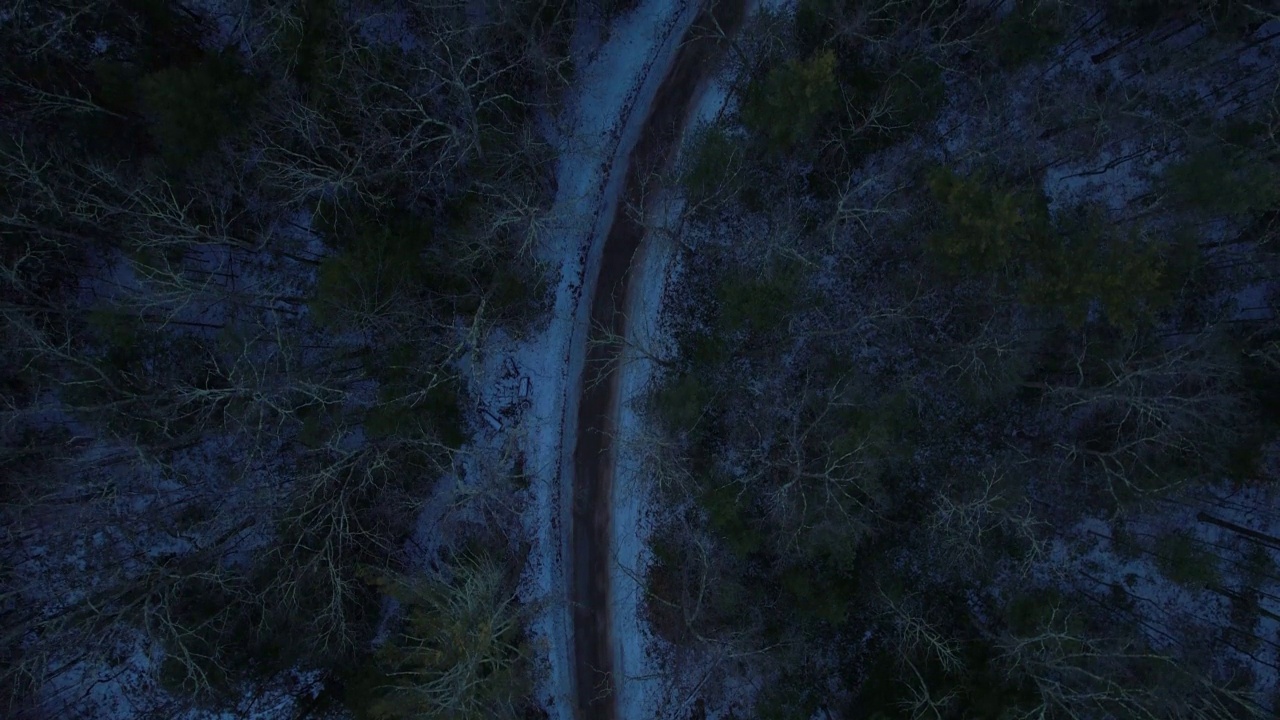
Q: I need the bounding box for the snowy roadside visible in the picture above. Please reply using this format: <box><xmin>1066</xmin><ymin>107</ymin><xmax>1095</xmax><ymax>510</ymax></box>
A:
<box><xmin>606</xmin><ymin>2</ymin><xmax>821</xmax><ymax>716</ymax></box>
<box><xmin>609</xmin><ymin>197</ymin><xmax>681</xmax><ymax>720</ymax></box>
<box><xmin>449</xmin><ymin>1</ymin><xmax>704</xmax><ymax>718</ymax></box>
<box><xmin>607</xmin><ymin>31</ymin><xmax>741</xmax><ymax>720</ymax></box>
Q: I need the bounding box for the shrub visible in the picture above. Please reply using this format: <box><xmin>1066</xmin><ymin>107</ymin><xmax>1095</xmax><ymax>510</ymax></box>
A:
<box><xmin>926</xmin><ymin>166</ymin><xmax>1049</xmax><ymax>278</ymax></box>
<box><xmin>277</xmin><ymin>0</ymin><xmax>340</xmax><ymax>92</ymax></box>
<box><xmin>653</xmin><ymin>372</ymin><xmax>712</xmax><ymax>437</ymax></box>
<box><xmin>139</xmin><ymin>52</ymin><xmax>258</xmax><ymax>167</ymax></box>
<box><xmin>1162</xmin><ymin>144</ymin><xmax>1280</xmax><ymax>217</ymax></box>
<box><xmin>701</xmin><ymin>480</ymin><xmax>763</xmax><ymax>557</ymax></box>
<box><xmin>1021</xmin><ymin>204</ymin><xmax>1166</xmax><ymax>329</ymax></box>
<box><xmin>680</xmin><ymin>121</ymin><xmax>746</xmax><ymax>210</ymax></box>
<box><xmin>930</xmin><ymin>169</ymin><xmax>1167</xmax><ymax>328</ymax></box>
<box><xmin>716</xmin><ymin>260</ymin><xmax>805</xmax><ymax>334</ymax></box>
<box><xmin>311</xmin><ymin>224</ymin><xmax>428</xmax><ymax>331</ymax></box>
<box><xmin>642</xmin><ymin>538</ymin><xmax>689</xmax><ymax>642</ymax></box>
<box><xmin>990</xmin><ymin>1</ymin><xmax>1066</xmax><ymax>69</ymax></box>
<box><xmin>879</xmin><ymin>59</ymin><xmax>945</xmax><ymax>135</ymax></box>
<box><xmin>742</xmin><ymin>49</ymin><xmax>840</xmax><ymax>151</ymax></box>
<box><xmin>1155</xmin><ymin>532</ymin><xmax>1219</xmax><ymax>588</ymax></box>
<box><xmin>363</xmin><ymin>555</ymin><xmax>529</xmax><ymax>720</ymax></box>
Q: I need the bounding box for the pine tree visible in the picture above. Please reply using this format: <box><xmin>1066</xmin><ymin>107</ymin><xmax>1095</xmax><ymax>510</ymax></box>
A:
<box><xmin>926</xmin><ymin>166</ymin><xmax>1049</xmax><ymax>279</ymax></box>
<box><xmin>742</xmin><ymin>49</ymin><xmax>839</xmax><ymax>151</ymax></box>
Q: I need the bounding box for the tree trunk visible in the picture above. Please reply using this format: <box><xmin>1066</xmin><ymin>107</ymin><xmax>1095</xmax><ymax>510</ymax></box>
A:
<box><xmin>1196</xmin><ymin>511</ymin><xmax>1280</xmax><ymax>551</ymax></box>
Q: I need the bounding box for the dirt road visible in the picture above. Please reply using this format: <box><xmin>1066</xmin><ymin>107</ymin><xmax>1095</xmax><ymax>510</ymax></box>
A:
<box><xmin>570</xmin><ymin>1</ymin><xmax>748</xmax><ymax>718</ymax></box>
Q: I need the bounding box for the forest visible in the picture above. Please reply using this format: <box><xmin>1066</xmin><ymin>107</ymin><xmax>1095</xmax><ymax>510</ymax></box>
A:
<box><xmin>2</xmin><ymin>0</ymin><xmax>1280</xmax><ymax>719</ymax></box>
<box><xmin>643</xmin><ymin>0</ymin><xmax>1280</xmax><ymax>717</ymax></box>
<box><xmin>1</xmin><ymin>0</ymin><xmax>571</xmax><ymax>717</ymax></box>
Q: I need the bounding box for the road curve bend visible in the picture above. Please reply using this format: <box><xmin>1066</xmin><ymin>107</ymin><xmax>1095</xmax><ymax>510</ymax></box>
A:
<box><xmin>569</xmin><ymin>2</ymin><xmax>748</xmax><ymax>719</ymax></box>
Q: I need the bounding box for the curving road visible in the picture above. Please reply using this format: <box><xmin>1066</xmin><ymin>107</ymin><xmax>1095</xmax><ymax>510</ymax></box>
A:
<box><xmin>569</xmin><ymin>2</ymin><xmax>748</xmax><ymax>718</ymax></box>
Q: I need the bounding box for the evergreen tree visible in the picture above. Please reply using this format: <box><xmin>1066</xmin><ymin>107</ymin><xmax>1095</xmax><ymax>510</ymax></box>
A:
<box><xmin>743</xmin><ymin>49</ymin><xmax>839</xmax><ymax>151</ymax></box>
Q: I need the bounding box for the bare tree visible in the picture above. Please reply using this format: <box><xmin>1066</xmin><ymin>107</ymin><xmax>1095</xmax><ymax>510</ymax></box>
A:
<box><xmin>927</xmin><ymin>465</ymin><xmax>1049</xmax><ymax>579</ymax></box>
<box><xmin>1031</xmin><ymin>329</ymin><xmax>1244</xmax><ymax>500</ymax></box>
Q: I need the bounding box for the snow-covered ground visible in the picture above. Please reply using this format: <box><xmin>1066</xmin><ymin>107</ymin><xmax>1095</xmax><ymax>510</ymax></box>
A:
<box><xmin>1046</xmin><ymin>485</ymin><xmax>1280</xmax><ymax>698</ymax></box>
<box><xmin>610</xmin><ymin>191</ymin><xmax>681</xmax><ymax>720</ymax></box>
<box><xmin>608</xmin><ymin>20</ymin><xmax>749</xmax><ymax>720</ymax></box>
